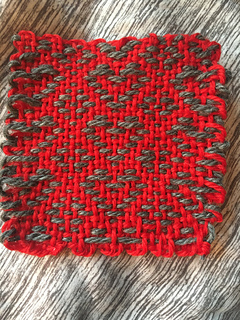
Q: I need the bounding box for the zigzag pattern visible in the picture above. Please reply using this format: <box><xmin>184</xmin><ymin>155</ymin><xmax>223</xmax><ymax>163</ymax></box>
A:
<box><xmin>0</xmin><ymin>31</ymin><xmax>229</xmax><ymax>257</ymax></box>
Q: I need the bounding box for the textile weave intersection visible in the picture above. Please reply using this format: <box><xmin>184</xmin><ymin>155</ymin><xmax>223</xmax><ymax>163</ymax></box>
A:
<box><xmin>0</xmin><ymin>31</ymin><xmax>229</xmax><ymax>257</ymax></box>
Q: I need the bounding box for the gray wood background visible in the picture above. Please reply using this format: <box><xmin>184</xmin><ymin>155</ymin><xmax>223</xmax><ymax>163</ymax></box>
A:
<box><xmin>0</xmin><ymin>0</ymin><xmax>239</xmax><ymax>319</ymax></box>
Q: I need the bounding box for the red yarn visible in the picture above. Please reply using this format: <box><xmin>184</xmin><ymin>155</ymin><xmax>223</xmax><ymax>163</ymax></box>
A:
<box><xmin>0</xmin><ymin>31</ymin><xmax>228</xmax><ymax>257</ymax></box>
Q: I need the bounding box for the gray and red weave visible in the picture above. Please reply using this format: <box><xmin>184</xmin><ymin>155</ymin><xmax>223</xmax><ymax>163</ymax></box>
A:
<box><xmin>0</xmin><ymin>31</ymin><xmax>229</xmax><ymax>257</ymax></box>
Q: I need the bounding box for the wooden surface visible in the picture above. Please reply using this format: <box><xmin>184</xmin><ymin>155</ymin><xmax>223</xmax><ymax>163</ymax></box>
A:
<box><xmin>0</xmin><ymin>1</ymin><xmax>239</xmax><ymax>319</ymax></box>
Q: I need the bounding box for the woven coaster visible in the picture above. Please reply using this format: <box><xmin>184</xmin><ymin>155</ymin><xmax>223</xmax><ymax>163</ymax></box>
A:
<box><xmin>0</xmin><ymin>31</ymin><xmax>229</xmax><ymax>257</ymax></box>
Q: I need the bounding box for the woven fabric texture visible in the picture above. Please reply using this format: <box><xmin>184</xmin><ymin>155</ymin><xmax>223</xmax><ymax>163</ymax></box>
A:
<box><xmin>0</xmin><ymin>31</ymin><xmax>229</xmax><ymax>257</ymax></box>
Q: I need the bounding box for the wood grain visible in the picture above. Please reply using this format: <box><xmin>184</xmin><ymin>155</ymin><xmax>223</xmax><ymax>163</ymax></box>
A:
<box><xmin>0</xmin><ymin>0</ymin><xmax>239</xmax><ymax>319</ymax></box>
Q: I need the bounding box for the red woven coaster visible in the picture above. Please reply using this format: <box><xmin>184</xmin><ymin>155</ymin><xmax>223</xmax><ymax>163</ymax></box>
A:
<box><xmin>0</xmin><ymin>31</ymin><xmax>229</xmax><ymax>257</ymax></box>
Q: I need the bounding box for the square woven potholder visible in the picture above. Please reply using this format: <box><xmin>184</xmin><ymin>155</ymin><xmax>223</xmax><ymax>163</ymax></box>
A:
<box><xmin>0</xmin><ymin>31</ymin><xmax>229</xmax><ymax>257</ymax></box>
